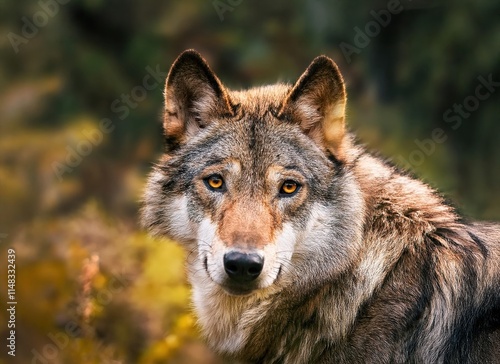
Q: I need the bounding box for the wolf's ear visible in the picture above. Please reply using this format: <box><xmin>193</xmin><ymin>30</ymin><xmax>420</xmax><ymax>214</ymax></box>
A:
<box><xmin>279</xmin><ymin>56</ymin><xmax>347</xmax><ymax>160</ymax></box>
<box><xmin>163</xmin><ymin>50</ymin><xmax>235</xmax><ymax>150</ymax></box>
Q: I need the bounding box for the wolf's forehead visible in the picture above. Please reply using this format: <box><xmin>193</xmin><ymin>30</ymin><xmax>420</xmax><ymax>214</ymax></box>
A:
<box><xmin>202</xmin><ymin>126</ymin><xmax>317</xmax><ymax>180</ymax></box>
<box><xmin>230</xmin><ymin>84</ymin><xmax>291</xmax><ymax>116</ymax></box>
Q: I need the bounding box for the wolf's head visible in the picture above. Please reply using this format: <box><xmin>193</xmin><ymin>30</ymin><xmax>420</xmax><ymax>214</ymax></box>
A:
<box><xmin>142</xmin><ymin>50</ymin><xmax>364</xmax><ymax>296</ymax></box>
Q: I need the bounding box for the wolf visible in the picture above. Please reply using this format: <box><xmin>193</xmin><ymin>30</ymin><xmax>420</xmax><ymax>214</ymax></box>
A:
<box><xmin>142</xmin><ymin>49</ymin><xmax>500</xmax><ymax>363</ymax></box>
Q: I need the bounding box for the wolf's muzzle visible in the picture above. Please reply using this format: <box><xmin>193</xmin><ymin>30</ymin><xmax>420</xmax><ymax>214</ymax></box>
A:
<box><xmin>223</xmin><ymin>251</ymin><xmax>264</xmax><ymax>283</ymax></box>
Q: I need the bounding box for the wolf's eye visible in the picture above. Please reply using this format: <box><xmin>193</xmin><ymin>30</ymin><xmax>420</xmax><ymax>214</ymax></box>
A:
<box><xmin>279</xmin><ymin>180</ymin><xmax>300</xmax><ymax>197</ymax></box>
<box><xmin>205</xmin><ymin>175</ymin><xmax>225</xmax><ymax>191</ymax></box>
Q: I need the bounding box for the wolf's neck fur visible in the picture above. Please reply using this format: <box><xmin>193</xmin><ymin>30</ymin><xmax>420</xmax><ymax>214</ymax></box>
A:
<box><xmin>190</xmin><ymin>268</ymin><xmax>280</xmax><ymax>354</ymax></box>
<box><xmin>344</xmin><ymin>150</ymin><xmax>486</xmax><ymax>362</ymax></box>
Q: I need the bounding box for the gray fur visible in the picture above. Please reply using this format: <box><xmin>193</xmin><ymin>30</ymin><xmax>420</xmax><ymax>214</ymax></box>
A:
<box><xmin>142</xmin><ymin>50</ymin><xmax>500</xmax><ymax>363</ymax></box>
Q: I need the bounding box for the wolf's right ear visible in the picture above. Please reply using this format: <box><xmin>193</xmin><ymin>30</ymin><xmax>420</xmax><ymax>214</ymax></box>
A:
<box><xmin>163</xmin><ymin>50</ymin><xmax>235</xmax><ymax>150</ymax></box>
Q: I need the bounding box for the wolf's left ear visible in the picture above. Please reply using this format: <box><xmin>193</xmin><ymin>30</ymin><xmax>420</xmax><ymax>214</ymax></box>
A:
<box><xmin>163</xmin><ymin>50</ymin><xmax>235</xmax><ymax>150</ymax></box>
<box><xmin>279</xmin><ymin>56</ymin><xmax>347</xmax><ymax>160</ymax></box>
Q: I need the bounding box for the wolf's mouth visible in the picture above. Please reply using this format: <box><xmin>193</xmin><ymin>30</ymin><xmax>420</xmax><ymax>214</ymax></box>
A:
<box><xmin>203</xmin><ymin>256</ymin><xmax>208</xmax><ymax>272</ymax></box>
<box><xmin>277</xmin><ymin>265</ymin><xmax>283</xmax><ymax>279</ymax></box>
<box><xmin>223</xmin><ymin>264</ymin><xmax>284</xmax><ymax>296</ymax></box>
<box><xmin>222</xmin><ymin>284</ymin><xmax>257</xmax><ymax>296</ymax></box>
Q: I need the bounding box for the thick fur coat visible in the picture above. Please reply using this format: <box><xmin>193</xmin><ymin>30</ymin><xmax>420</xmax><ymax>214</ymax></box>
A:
<box><xmin>142</xmin><ymin>50</ymin><xmax>500</xmax><ymax>363</ymax></box>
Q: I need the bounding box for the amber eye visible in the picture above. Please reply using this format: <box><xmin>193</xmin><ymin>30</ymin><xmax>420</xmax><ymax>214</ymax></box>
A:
<box><xmin>205</xmin><ymin>175</ymin><xmax>225</xmax><ymax>191</ymax></box>
<box><xmin>279</xmin><ymin>180</ymin><xmax>300</xmax><ymax>196</ymax></box>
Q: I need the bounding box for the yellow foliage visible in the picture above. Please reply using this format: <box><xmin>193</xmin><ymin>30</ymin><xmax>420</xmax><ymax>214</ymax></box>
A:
<box><xmin>2</xmin><ymin>200</ymin><xmax>218</xmax><ymax>363</ymax></box>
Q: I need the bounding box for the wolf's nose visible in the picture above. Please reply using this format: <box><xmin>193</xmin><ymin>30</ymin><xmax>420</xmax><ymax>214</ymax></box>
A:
<box><xmin>223</xmin><ymin>251</ymin><xmax>264</xmax><ymax>283</ymax></box>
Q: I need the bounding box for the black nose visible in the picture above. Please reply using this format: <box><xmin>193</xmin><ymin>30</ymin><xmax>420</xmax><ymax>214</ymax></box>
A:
<box><xmin>223</xmin><ymin>251</ymin><xmax>264</xmax><ymax>283</ymax></box>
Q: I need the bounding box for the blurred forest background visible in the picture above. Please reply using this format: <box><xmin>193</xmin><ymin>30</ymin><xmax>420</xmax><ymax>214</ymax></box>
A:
<box><xmin>0</xmin><ymin>0</ymin><xmax>499</xmax><ymax>363</ymax></box>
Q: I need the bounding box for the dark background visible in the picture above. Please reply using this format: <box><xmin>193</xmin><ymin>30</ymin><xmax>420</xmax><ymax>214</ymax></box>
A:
<box><xmin>0</xmin><ymin>0</ymin><xmax>499</xmax><ymax>363</ymax></box>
